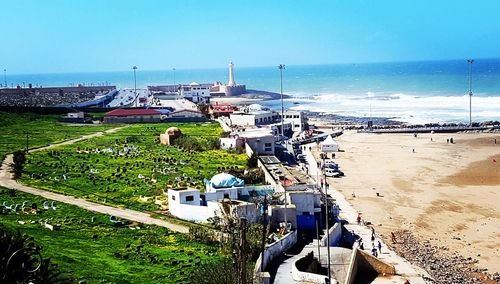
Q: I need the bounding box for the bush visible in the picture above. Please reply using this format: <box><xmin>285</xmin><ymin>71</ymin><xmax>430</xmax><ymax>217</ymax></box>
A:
<box><xmin>0</xmin><ymin>225</ymin><xmax>69</xmax><ymax>283</ymax></box>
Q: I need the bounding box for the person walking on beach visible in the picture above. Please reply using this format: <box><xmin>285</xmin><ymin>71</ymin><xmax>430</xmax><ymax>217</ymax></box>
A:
<box><xmin>357</xmin><ymin>214</ymin><xmax>362</xmax><ymax>225</ymax></box>
<box><xmin>378</xmin><ymin>240</ymin><xmax>382</xmax><ymax>254</ymax></box>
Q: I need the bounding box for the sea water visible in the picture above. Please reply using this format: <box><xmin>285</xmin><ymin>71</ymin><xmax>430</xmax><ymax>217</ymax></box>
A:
<box><xmin>5</xmin><ymin>59</ymin><xmax>500</xmax><ymax>124</ymax></box>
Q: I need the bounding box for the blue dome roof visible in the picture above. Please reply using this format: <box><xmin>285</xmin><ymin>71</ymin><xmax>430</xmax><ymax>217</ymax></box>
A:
<box><xmin>208</xmin><ymin>173</ymin><xmax>244</xmax><ymax>188</ymax></box>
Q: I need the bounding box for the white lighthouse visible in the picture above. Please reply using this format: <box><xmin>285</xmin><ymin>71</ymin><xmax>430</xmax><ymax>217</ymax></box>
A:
<box><xmin>228</xmin><ymin>61</ymin><xmax>236</xmax><ymax>87</ymax></box>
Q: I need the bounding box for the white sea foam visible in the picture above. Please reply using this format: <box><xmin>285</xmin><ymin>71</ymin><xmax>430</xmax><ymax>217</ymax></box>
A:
<box><xmin>286</xmin><ymin>92</ymin><xmax>500</xmax><ymax>124</ymax></box>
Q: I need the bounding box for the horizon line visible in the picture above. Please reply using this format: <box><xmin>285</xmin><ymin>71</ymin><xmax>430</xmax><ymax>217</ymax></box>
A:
<box><xmin>4</xmin><ymin>57</ymin><xmax>500</xmax><ymax>77</ymax></box>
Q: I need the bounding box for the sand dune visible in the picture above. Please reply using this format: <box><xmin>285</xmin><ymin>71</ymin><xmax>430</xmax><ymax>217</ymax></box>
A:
<box><xmin>328</xmin><ymin>131</ymin><xmax>500</xmax><ymax>273</ymax></box>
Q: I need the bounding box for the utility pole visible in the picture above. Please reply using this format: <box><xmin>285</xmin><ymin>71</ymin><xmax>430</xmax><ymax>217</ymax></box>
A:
<box><xmin>321</xmin><ymin>153</ymin><xmax>331</xmax><ymax>282</ymax></box>
<box><xmin>260</xmin><ymin>195</ymin><xmax>268</xmax><ymax>272</ymax></box>
<box><xmin>467</xmin><ymin>59</ymin><xmax>474</xmax><ymax>126</ymax></box>
<box><xmin>278</xmin><ymin>64</ymin><xmax>285</xmax><ymax>141</ymax></box>
<box><xmin>238</xmin><ymin>218</ymin><xmax>247</xmax><ymax>284</ymax></box>
<box><xmin>316</xmin><ymin>219</ymin><xmax>321</xmax><ymax>260</ymax></box>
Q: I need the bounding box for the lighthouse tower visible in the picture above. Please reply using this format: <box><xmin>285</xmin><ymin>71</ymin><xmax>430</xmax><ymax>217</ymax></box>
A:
<box><xmin>228</xmin><ymin>61</ymin><xmax>236</xmax><ymax>87</ymax></box>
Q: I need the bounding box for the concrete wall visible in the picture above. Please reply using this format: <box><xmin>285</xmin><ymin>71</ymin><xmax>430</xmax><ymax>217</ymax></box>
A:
<box><xmin>104</xmin><ymin>115</ymin><xmax>161</xmax><ymax>124</ymax></box>
<box><xmin>292</xmin><ymin>251</ymin><xmax>336</xmax><ymax>284</ymax></box>
<box><xmin>269</xmin><ymin>205</ymin><xmax>297</xmax><ymax>229</ymax></box>
<box><xmin>344</xmin><ymin>248</ymin><xmax>396</xmax><ymax>284</ymax></box>
<box><xmin>225</xmin><ymin>85</ymin><xmax>246</xmax><ymax>96</ymax></box>
<box><xmin>168</xmin><ymin>201</ymin><xmax>219</xmax><ymax>223</ymax></box>
<box><xmin>254</xmin><ymin>230</ymin><xmax>298</xmax><ymax>273</ymax></box>
<box><xmin>320</xmin><ymin>222</ymin><xmax>342</xmax><ymax>247</ymax></box>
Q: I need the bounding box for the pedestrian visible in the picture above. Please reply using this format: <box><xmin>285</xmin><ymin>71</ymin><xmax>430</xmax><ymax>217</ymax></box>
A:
<box><xmin>494</xmin><ymin>138</ymin><xmax>497</xmax><ymax>144</ymax></box>
<box><xmin>357</xmin><ymin>214</ymin><xmax>361</xmax><ymax>225</ymax></box>
<box><xmin>371</xmin><ymin>234</ymin><xmax>375</xmax><ymax>242</ymax></box>
<box><xmin>404</xmin><ymin>280</ymin><xmax>410</xmax><ymax>284</ymax></box>
<box><xmin>447</xmin><ymin>138</ymin><xmax>449</xmax><ymax>143</ymax></box>
<box><xmin>360</xmin><ymin>242</ymin><xmax>364</xmax><ymax>250</ymax></box>
<box><xmin>372</xmin><ymin>246</ymin><xmax>378</xmax><ymax>257</ymax></box>
<box><xmin>378</xmin><ymin>240</ymin><xmax>382</xmax><ymax>254</ymax></box>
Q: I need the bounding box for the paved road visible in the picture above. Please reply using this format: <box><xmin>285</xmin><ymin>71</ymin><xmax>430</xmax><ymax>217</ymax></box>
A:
<box><xmin>0</xmin><ymin>126</ymin><xmax>189</xmax><ymax>234</ymax></box>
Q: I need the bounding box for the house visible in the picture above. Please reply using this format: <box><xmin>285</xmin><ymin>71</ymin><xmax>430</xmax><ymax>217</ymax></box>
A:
<box><xmin>220</xmin><ymin>135</ymin><xmax>245</xmax><ymax>150</ymax></box>
<box><xmin>180</xmin><ymin>82</ymin><xmax>211</xmax><ymax>104</ymax></box>
<box><xmin>281</xmin><ymin>110</ymin><xmax>308</xmax><ymax>132</ymax></box>
<box><xmin>165</xmin><ymin>109</ymin><xmax>208</xmax><ymax>122</ymax></box>
<box><xmin>103</xmin><ymin>108</ymin><xmax>162</xmax><ymax>123</ymax></box>
<box><xmin>58</xmin><ymin>111</ymin><xmax>88</xmax><ymax>123</ymax></box>
<box><xmin>167</xmin><ymin>173</ymin><xmax>271</xmax><ymax>223</ymax></box>
<box><xmin>236</xmin><ymin>128</ymin><xmax>276</xmax><ymax>155</ymax></box>
<box><xmin>229</xmin><ymin>104</ymin><xmax>280</xmax><ymax>127</ymax></box>
<box><xmin>210</xmin><ymin>103</ymin><xmax>237</xmax><ymax>118</ymax></box>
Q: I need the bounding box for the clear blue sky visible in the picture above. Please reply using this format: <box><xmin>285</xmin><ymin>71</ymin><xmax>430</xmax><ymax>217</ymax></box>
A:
<box><xmin>1</xmin><ymin>0</ymin><xmax>499</xmax><ymax>74</ymax></box>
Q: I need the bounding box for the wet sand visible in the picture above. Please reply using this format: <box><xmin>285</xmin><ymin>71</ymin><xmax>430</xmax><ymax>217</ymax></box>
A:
<box><xmin>328</xmin><ymin>131</ymin><xmax>500</xmax><ymax>273</ymax></box>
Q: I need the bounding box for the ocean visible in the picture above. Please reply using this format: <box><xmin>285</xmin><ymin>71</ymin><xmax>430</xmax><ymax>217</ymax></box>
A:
<box><xmin>5</xmin><ymin>59</ymin><xmax>500</xmax><ymax>124</ymax></box>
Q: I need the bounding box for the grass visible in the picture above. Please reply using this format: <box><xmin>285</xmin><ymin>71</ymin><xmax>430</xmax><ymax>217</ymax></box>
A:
<box><xmin>0</xmin><ymin>112</ymin><xmax>116</xmax><ymax>159</ymax></box>
<box><xmin>19</xmin><ymin>122</ymin><xmax>248</xmax><ymax>211</ymax></box>
<box><xmin>0</xmin><ymin>187</ymin><xmax>222</xmax><ymax>283</ymax></box>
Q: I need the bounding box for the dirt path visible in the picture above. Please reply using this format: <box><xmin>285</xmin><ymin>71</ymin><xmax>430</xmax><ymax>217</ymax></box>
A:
<box><xmin>0</xmin><ymin>126</ymin><xmax>189</xmax><ymax>234</ymax></box>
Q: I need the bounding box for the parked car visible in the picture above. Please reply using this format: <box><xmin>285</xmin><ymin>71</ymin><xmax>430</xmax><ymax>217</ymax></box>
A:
<box><xmin>325</xmin><ymin>168</ymin><xmax>344</xmax><ymax>178</ymax></box>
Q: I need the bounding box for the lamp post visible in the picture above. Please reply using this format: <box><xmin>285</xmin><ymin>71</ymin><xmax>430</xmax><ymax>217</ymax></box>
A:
<box><xmin>132</xmin><ymin>66</ymin><xmax>138</xmax><ymax>107</ymax></box>
<box><xmin>278</xmin><ymin>64</ymin><xmax>285</xmax><ymax>141</ymax></box>
<box><xmin>321</xmin><ymin>153</ymin><xmax>331</xmax><ymax>282</ymax></box>
<box><xmin>132</xmin><ymin>66</ymin><xmax>138</xmax><ymax>95</ymax></box>
<box><xmin>467</xmin><ymin>59</ymin><xmax>474</xmax><ymax>126</ymax></box>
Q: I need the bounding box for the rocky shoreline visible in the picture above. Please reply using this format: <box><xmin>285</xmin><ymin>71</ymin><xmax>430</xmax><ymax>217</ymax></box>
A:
<box><xmin>388</xmin><ymin>230</ymin><xmax>499</xmax><ymax>284</ymax></box>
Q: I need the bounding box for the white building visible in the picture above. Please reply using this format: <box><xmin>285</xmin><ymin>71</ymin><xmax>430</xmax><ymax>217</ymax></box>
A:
<box><xmin>229</xmin><ymin>104</ymin><xmax>280</xmax><ymax>127</ymax></box>
<box><xmin>235</xmin><ymin>128</ymin><xmax>276</xmax><ymax>155</ymax></box>
<box><xmin>180</xmin><ymin>82</ymin><xmax>211</xmax><ymax>104</ymax></box>
<box><xmin>282</xmin><ymin>110</ymin><xmax>307</xmax><ymax>132</ymax></box>
<box><xmin>167</xmin><ymin>173</ymin><xmax>267</xmax><ymax>223</ymax></box>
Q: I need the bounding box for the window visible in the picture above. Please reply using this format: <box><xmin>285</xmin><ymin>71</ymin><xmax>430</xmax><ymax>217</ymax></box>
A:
<box><xmin>185</xmin><ymin>195</ymin><xmax>194</xmax><ymax>202</ymax></box>
<box><xmin>223</xmin><ymin>193</ymin><xmax>230</xmax><ymax>199</ymax></box>
<box><xmin>302</xmin><ymin>212</ymin><xmax>310</xmax><ymax>216</ymax></box>
<box><xmin>294</xmin><ymin>115</ymin><xmax>299</xmax><ymax>118</ymax></box>
<box><xmin>172</xmin><ymin>195</ymin><xmax>176</xmax><ymax>201</ymax></box>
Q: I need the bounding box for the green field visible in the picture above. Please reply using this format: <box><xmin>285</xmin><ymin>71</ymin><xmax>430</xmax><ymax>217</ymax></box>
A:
<box><xmin>19</xmin><ymin>122</ymin><xmax>247</xmax><ymax>211</ymax></box>
<box><xmin>0</xmin><ymin>112</ymin><xmax>116</xmax><ymax>159</ymax></box>
<box><xmin>0</xmin><ymin>187</ymin><xmax>221</xmax><ymax>283</ymax></box>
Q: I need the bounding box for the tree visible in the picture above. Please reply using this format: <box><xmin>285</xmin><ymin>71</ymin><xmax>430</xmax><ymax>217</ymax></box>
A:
<box><xmin>0</xmin><ymin>225</ymin><xmax>70</xmax><ymax>283</ymax></box>
<box><xmin>10</xmin><ymin>151</ymin><xmax>26</xmax><ymax>179</ymax></box>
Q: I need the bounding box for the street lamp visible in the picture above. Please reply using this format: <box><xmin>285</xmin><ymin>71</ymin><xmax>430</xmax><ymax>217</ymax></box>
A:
<box><xmin>467</xmin><ymin>59</ymin><xmax>474</xmax><ymax>126</ymax></box>
<box><xmin>132</xmin><ymin>66</ymin><xmax>138</xmax><ymax>95</ymax></box>
<box><xmin>321</xmin><ymin>152</ymin><xmax>331</xmax><ymax>282</ymax></box>
<box><xmin>278</xmin><ymin>64</ymin><xmax>285</xmax><ymax>141</ymax></box>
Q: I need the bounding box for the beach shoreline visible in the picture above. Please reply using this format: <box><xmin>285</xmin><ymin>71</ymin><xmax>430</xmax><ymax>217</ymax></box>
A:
<box><xmin>322</xmin><ymin>131</ymin><xmax>500</xmax><ymax>276</ymax></box>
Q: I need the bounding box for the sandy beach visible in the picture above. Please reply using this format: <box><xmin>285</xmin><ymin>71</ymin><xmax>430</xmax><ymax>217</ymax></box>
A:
<box><xmin>323</xmin><ymin>131</ymin><xmax>500</xmax><ymax>273</ymax></box>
